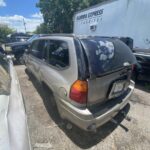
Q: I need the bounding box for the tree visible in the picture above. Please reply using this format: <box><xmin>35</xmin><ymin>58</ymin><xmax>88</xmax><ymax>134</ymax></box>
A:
<box><xmin>36</xmin><ymin>0</ymin><xmax>106</xmax><ymax>33</ymax></box>
<box><xmin>35</xmin><ymin>23</ymin><xmax>49</xmax><ymax>34</ymax></box>
<box><xmin>0</xmin><ymin>24</ymin><xmax>14</xmax><ymax>43</ymax></box>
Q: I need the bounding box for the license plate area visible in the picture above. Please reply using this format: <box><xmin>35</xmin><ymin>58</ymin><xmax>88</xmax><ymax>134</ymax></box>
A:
<box><xmin>108</xmin><ymin>80</ymin><xmax>127</xmax><ymax>99</ymax></box>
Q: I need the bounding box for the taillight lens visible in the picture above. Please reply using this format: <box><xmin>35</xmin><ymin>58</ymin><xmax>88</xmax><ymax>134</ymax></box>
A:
<box><xmin>69</xmin><ymin>80</ymin><xmax>88</xmax><ymax>104</ymax></box>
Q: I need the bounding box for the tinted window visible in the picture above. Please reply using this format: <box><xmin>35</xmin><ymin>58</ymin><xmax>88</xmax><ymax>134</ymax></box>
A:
<box><xmin>30</xmin><ymin>40</ymin><xmax>39</xmax><ymax>57</ymax></box>
<box><xmin>81</xmin><ymin>37</ymin><xmax>136</xmax><ymax>76</ymax></box>
<box><xmin>48</xmin><ymin>40</ymin><xmax>69</xmax><ymax>68</ymax></box>
<box><xmin>30</xmin><ymin>40</ymin><xmax>47</xmax><ymax>59</ymax></box>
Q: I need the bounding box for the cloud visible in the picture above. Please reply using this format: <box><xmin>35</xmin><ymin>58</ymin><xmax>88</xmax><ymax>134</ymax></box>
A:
<box><xmin>31</xmin><ymin>12</ymin><xmax>43</xmax><ymax>18</ymax></box>
<box><xmin>0</xmin><ymin>0</ymin><xmax>6</xmax><ymax>7</ymax></box>
<box><xmin>0</xmin><ymin>14</ymin><xmax>43</xmax><ymax>32</ymax></box>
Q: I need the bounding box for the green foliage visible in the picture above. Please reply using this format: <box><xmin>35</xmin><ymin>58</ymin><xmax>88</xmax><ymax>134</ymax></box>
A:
<box><xmin>35</xmin><ymin>23</ymin><xmax>49</xmax><ymax>34</ymax></box>
<box><xmin>0</xmin><ymin>24</ymin><xmax>14</xmax><ymax>43</ymax></box>
<box><xmin>36</xmin><ymin>0</ymin><xmax>106</xmax><ymax>33</ymax></box>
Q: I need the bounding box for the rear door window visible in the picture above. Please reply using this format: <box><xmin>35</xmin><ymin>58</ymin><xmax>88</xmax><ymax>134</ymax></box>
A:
<box><xmin>47</xmin><ymin>40</ymin><xmax>69</xmax><ymax>68</ymax></box>
<box><xmin>81</xmin><ymin>37</ymin><xmax>136</xmax><ymax>76</ymax></box>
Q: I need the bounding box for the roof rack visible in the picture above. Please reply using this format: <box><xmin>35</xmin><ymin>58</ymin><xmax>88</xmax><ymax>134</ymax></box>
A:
<box><xmin>38</xmin><ymin>34</ymin><xmax>121</xmax><ymax>39</ymax></box>
<box><xmin>41</xmin><ymin>33</ymin><xmax>76</xmax><ymax>37</ymax></box>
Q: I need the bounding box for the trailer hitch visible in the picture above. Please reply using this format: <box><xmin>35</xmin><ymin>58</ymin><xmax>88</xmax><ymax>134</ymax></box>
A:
<box><xmin>111</xmin><ymin>110</ymin><xmax>132</xmax><ymax>132</ymax></box>
<box><xmin>111</xmin><ymin>118</ymin><xmax>129</xmax><ymax>132</ymax></box>
<box><xmin>120</xmin><ymin>110</ymin><xmax>131</xmax><ymax>122</ymax></box>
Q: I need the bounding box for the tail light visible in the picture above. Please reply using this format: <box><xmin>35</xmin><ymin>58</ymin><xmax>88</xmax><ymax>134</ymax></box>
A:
<box><xmin>69</xmin><ymin>80</ymin><xmax>88</xmax><ymax>104</ymax></box>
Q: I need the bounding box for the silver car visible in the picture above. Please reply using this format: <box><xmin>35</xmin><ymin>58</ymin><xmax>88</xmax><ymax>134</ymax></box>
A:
<box><xmin>25</xmin><ymin>34</ymin><xmax>136</xmax><ymax>131</ymax></box>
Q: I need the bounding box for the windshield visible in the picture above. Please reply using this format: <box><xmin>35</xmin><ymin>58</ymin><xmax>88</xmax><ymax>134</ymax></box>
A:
<box><xmin>0</xmin><ymin>54</ymin><xmax>11</xmax><ymax>95</ymax></box>
<box><xmin>27</xmin><ymin>35</ymin><xmax>39</xmax><ymax>42</ymax></box>
<box><xmin>81</xmin><ymin>37</ymin><xmax>137</xmax><ymax>76</ymax></box>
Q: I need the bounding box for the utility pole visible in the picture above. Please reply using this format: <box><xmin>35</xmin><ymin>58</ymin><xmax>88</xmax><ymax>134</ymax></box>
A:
<box><xmin>23</xmin><ymin>18</ymin><xmax>27</xmax><ymax>33</ymax></box>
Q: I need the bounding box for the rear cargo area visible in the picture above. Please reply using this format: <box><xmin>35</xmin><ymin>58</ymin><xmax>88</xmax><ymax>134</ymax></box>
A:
<box><xmin>80</xmin><ymin>37</ymin><xmax>136</xmax><ymax>106</ymax></box>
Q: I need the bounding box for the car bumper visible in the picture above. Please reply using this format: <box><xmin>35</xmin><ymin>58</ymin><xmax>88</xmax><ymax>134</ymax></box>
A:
<box><xmin>56</xmin><ymin>80</ymin><xmax>135</xmax><ymax>131</ymax></box>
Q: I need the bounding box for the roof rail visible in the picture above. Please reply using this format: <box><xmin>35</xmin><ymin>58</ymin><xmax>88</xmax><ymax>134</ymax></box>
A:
<box><xmin>47</xmin><ymin>33</ymin><xmax>76</xmax><ymax>37</ymax></box>
<box><xmin>38</xmin><ymin>34</ymin><xmax>121</xmax><ymax>39</ymax></box>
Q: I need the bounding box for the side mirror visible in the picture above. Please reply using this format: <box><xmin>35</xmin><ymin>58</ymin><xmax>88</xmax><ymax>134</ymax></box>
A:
<box><xmin>25</xmin><ymin>49</ymin><xmax>29</xmax><ymax>54</ymax></box>
<box><xmin>28</xmin><ymin>44</ymin><xmax>31</xmax><ymax>48</ymax></box>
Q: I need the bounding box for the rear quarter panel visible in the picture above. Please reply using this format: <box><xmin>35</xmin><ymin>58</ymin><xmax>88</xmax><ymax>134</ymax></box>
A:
<box><xmin>39</xmin><ymin>38</ymin><xmax>79</xmax><ymax>103</ymax></box>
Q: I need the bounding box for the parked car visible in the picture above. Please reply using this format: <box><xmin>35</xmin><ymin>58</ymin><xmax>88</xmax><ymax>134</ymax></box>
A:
<box><xmin>7</xmin><ymin>32</ymin><xmax>31</xmax><ymax>43</ymax></box>
<box><xmin>133</xmin><ymin>48</ymin><xmax>150</xmax><ymax>80</ymax></box>
<box><xmin>25</xmin><ymin>34</ymin><xmax>136</xmax><ymax>131</ymax></box>
<box><xmin>0</xmin><ymin>54</ymin><xmax>31</xmax><ymax>149</ymax></box>
<box><xmin>6</xmin><ymin>34</ymin><xmax>48</xmax><ymax>63</ymax></box>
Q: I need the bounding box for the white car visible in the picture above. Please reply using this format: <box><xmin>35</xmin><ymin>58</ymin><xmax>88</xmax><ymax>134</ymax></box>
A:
<box><xmin>0</xmin><ymin>54</ymin><xmax>31</xmax><ymax>150</ymax></box>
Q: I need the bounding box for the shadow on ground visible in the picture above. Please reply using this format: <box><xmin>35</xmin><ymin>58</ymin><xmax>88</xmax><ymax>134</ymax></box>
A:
<box><xmin>25</xmin><ymin>69</ymin><xmax>130</xmax><ymax>149</ymax></box>
<box><xmin>135</xmin><ymin>79</ymin><xmax>150</xmax><ymax>93</ymax></box>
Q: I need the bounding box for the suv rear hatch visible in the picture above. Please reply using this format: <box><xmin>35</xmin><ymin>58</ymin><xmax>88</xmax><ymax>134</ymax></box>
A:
<box><xmin>80</xmin><ymin>37</ymin><xmax>136</xmax><ymax>106</ymax></box>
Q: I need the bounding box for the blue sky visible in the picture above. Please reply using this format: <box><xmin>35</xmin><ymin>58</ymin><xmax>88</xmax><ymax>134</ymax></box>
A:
<box><xmin>0</xmin><ymin>0</ymin><xmax>39</xmax><ymax>17</ymax></box>
<box><xmin>0</xmin><ymin>0</ymin><xmax>43</xmax><ymax>32</ymax></box>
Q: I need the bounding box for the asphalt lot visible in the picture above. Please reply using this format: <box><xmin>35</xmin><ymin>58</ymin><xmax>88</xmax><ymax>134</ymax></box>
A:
<box><xmin>15</xmin><ymin>65</ymin><xmax>150</xmax><ymax>150</ymax></box>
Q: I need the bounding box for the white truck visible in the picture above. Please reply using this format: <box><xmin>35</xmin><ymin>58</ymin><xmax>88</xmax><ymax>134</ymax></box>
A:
<box><xmin>73</xmin><ymin>0</ymin><xmax>150</xmax><ymax>50</ymax></box>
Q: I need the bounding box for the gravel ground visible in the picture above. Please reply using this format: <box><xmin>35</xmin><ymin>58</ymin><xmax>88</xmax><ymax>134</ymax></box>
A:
<box><xmin>15</xmin><ymin>65</ymin><xmax>150</xmax><ymax>150</ymax></box>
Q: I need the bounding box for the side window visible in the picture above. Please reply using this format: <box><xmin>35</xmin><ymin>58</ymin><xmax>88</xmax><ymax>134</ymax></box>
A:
<box><xmin>30</xmin><ymin>40</ymin><xmax>47</xmax><ymax>59</ymax></box>
<box><xmin>48</xmin><ymin>40</ymin><xmax>69</xmax><ymax>68</ymax></box>
<box><xmin>30</xmin><ymin>40</ymin><xmax>40</xmax><ymax>58</ymax></box>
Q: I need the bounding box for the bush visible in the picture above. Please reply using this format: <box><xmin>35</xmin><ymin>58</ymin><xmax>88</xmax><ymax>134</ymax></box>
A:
<box><xmin>0</xmin><ymin>24</ymin><xmax>14</xmax><ymax>43</ymax></box>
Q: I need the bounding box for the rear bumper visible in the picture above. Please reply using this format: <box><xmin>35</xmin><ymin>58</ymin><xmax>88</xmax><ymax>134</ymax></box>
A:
<box><xmin>56</xmin><ymin>80</ymin><xmax>135</xmax><ymax>131</ymax></box>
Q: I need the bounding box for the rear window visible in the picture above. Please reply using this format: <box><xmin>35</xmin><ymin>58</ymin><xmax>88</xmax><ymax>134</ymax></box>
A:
<box><xmin>81</xmin><ymin>37</ymin><xmax>136</xmax><ymax>76</ymax></box>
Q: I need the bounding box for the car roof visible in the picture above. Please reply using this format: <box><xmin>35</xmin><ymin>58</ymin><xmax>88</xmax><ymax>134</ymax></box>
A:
<box><xmin>34</xmin><ymin>33</ymin><xmax>119</xmax><ymax>40</ymax></box>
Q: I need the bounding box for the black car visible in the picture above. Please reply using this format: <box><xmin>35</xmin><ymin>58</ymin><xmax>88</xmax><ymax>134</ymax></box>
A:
<box><xmin>6</xmin><ymin>34</ymin><xmax>48</xmax><ymax>63</ymax></box>
<box><xmin>7</xmin><ymin>32</ymin><xmax>31</xmax><ymax>43</ymax></box>
<box><xmin>134</xmin><ymin>49</ymin><xmax>150</xmax><ymax>75</ymax></box>
<box><xmin>118</xmin><ymin>39</ymin><xmax>150</xmax><ymax>81</ymax></box>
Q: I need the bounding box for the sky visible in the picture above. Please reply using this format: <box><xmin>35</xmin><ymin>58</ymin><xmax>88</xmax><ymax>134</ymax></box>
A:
<box><xmin>0</xmin><ymin>0</ymin><xmax>43</xmax><ymax>32</ymax></box>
